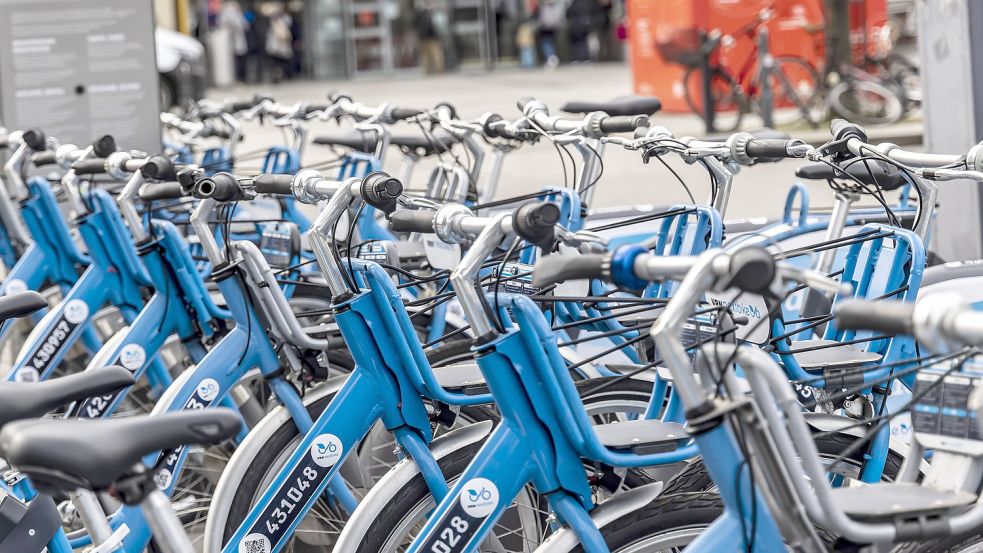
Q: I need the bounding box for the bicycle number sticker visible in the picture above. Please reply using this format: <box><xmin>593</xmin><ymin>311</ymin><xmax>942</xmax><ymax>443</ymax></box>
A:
<box><xmin>419</xmin><ymin>478</ymin><xmax>499</xmax><ymax>553</ymax></box>
<box><xmin>75</xmin><ymin>343</ymin><xmax>147</xmax><ymax>419</ymax></box>
<box><xmin>154</xmin><ymin>377</ymin><xmax>222</xmax><ymax>490</ymax></box>
<box><xmin>15</xmin><ymin>299</ymin><xmax>89</xmax><ymax>381</ymax></box>
<box><xmin>238</xmin><ymin>434</ymin><xmax>344</xmax><ymax>552</ymax></box>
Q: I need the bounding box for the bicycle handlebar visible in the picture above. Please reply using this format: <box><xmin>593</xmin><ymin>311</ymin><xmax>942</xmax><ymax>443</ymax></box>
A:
<box><xmin>833</xmin><ymin>299</ymin><xmax>914</xmax><ymax>335</ymax></box>
<box><xmin>72</xmin><ymin>158</ymin><xmax>108</xmax><ymax>174</ymax></box>
<box><xmin>390</xmin><ymin>209</ymin><xmax>438</xmax><ymax>233</ymax></box>
<box><xmin>253</xmin><ymin>174</ymin><xmax>294</xmax><ymax>195</ymax></box>
<box><xmin>138</xmin><ymin>181</ymin><xmax>185</xmax><ymax>201</ymax></box>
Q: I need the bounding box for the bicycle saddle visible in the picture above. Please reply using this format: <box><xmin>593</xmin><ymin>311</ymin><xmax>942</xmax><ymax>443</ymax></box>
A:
<box><xmin>0</xmin><ymin>409</ymin><xmax>241</xmax><ymax>493</ymax></box>
<box><xmin>312</xmin><ymin>130</ymin><xmax>457</xmax><ymax>156</ymax></box>
<box><xmin>0</xmin><ymin>291</ymin><xmax>47</xmax><ymax>325</ymax></box>
<box><xmin>795</xmin><ymin>161</ymin><xmax>908</xmax><ymax>190</ymax></box>
<box><xmin>561</xmin><ymin>95</ymin><xmax>662</xmax><ymax>116</ymax></box>
<box><xmin>0</xmin><ymin>366</ymin><xmax>134</xmax><ymax>428</ymax></box>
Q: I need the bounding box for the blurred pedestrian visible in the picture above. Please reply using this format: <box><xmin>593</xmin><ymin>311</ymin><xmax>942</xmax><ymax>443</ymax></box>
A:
<box><xmin>244</xmin><ymin>6</ymin><xmax>266</xmax><ymax>83</ymax></box>
<box><xmin>536</xmin><ymin>0</ymin><xmax>565</xmax><ymax>69</ymax></box>
<box><xmin>219</xmin><ymin>1</ymin><xmax>250</xmax><ymax>82</ymax></box>
<box><xmin>416</xmin><ymin>0</ymin><xmax>445</xmax><ymax>74</ymax></box>
<box><xmin>566</xmin><ymin>0</ymin><xmax>597</xmax><ymax>63</ymax></box>
<box><xmin>516</xmin><ymin>16</ymin><xmax>538</xmax><ymax>68</ymax></box>
<box><xmin>265</xmin><ymin>2</ymin><xmax>294</xmax><ymax>83</ymax></box>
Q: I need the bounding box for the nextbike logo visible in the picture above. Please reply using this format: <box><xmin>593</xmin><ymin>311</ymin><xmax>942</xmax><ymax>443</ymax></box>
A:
<box><xmin>309</xmin><ymin>434</ymin><xmax>342</xmax><ymax>468</ymax></box>
<box><xmin>4</xmin><ymin>279</ymin><xmax>27</xmax><ymax>294</ymax></box>
<box><xmin>459</xmin><ymin>478</ymin><xmax>498</xmax><ymax>518</ymax></box>
<box><xmin>64</xmin><ymin>300</ymin><xmax>89</xmax><ymax>324</ymax></box>
<box><xmin>196</xmin><ymin>378</ymin><xmax>220</xmax><ymax>402</ymax></box>
<box><xmin>118</xmin><ymin>343</ymin><xmax>146</xmax><ymax>371</ymax></box>
<box><xmin>708</xmin><ymin>297</ymin><xmax>762</xmax><ymax>319</ymax></box>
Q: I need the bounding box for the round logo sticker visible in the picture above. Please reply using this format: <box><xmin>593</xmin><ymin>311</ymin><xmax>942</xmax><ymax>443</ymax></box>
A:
<box><xmin>118</xmin><ymin>343</ymin><xmax>146</xmax><ymax>371</ymax></box>
<box><xmin>240</xmin><ymin>533</ymin><xmax>271</xmax><ymax>553</ymax></box>
<box><xmin>14</xmin><ymin>367</ymin><xmax>39</xmax><ymax>383</ymax></box>
<box><xmin>309</xmin><ymin>434</ymin><xmax>343</xmax><ymax>468</ymax></box>
<box><xmin>64</xmin><ymin>300</ymin><xmax>89</xmax><ymax>324</ymax></box>
<box><xmin>459</xmin><ymin>478</ymin><xmax>499</xmax><ymax>518</ymax></box>
<box><xmin>4</xmin><ymin>279</ymin><xmax>27</xmax><ymax>294</ymax></box>
<box><xmin>154</xmin><ymin>468</ymin><xmax>173</xmax><ymax>490</ymax></box>
<box><xmin>196</xmin><ymin>378</ymin><xmax>220</xmax><ymax>402</ymax></box>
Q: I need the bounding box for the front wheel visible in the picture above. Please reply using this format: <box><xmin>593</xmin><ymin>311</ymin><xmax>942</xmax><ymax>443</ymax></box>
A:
<box><xmin>337</xmin><ymin>377</ymin><xmax>677</xmax><ymax>553</ymax></box>
<box><xmin>828</xmin><ymin>79</ymin><xmax>904</xmax><ymax>125</ymax></box>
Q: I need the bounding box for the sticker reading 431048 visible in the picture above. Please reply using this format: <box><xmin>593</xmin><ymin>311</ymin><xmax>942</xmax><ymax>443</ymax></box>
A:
<box><xmin>419</xmin><ymin>478</ymin><xmax>499</xmax><ymax>553</ymax></box>
<box><xmin>237</xmin><ymin>434</ymin><xmax>344</xmax><ymax>553</ymax></box>
<box><xmin>14</xmin><ymin>299</ymin><xmax>89</xmax><ymax>382</ymax></box>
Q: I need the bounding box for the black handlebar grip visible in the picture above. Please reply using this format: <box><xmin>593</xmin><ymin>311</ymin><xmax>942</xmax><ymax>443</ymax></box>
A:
<box><xmin>599</xmin><ymin>115</ymin><xmax>650</xmax><ymax>134</ymax></box>
<box><xmin>253</xmin><ymin>174</ymin><xmax>295</xmax><ymax>195</ymax></box>
<box><xmin>834</xmin><ymin>299</ymin><xmax>914</xmax><ymax>335</ymax></box>
<box><xmin>390</xmin><ymin>107</ymin><xmax>425</xmax><ymax>121</ymax></box>
<box><xmin>745</xmin><ymin>139</ymin><xmax>793</xmax><ymax>160</ymax></box>
<box><xmin>140</xmin><ymin>155</ymin><xmax>177</xmax><ymax>181</ymax></box>
<box><xmin>513</xmin><ymin>201</ymin><xmax>561</xmax><ymax>249</ymax></box>
<box><xmin>71</xmin><ymin>158</ymin><xmax>108</xmax><ymax>174</ymax></box>
<box><xmin>139</xmin><ymin>181</ymin><xmax>185</xmax><ymax>202</ymax></box>
<box><xmin>225</xmin><ymin>99</ymin><xmax>256</xmax><ymax>113</ymax></box>
<box><xmin>531</xmin><ymin>254</ymin><xmax>607</xmax><ymax>288</ymax></box>
<box><xmin>21</xmin><ymin>129</ymin><xmax>46</xmax><ymax>151</ymax></box>
<box><xmin>32</xmin><ymin>151</ymin><xmax>58</xmax><ymax>167</ymax></box>
<box><xmin>830</xmin><ymin>119</ymin><xmax>868</xmax><ymax>143</ymax></box>
<box><xmin>389</xmin><ymin>210</ymin><xmax>437</xmax><ymax>234</ymax></box>
<box><xmin>361</xmin><ymin>172</ymin><xmax>403</xmax><ymax>214</ymax></box>
<box><xmin>196</xmin><ymin>172</ymin><xmax>243</xmax><ymax>202</ymax></box>
<box><xmin>92</xmin><ymin>135</ymin><xmax>117</xmax><ymax>158</ymax></box>
<box><xmin>726</xmin><ymin>246</ymin><xmax>776</xmax><ymax>295</ymax></box>
<box><xmin>304</xmin><ymin>103</ymin><xmax>330</xmax><ymax>115</ymax></box>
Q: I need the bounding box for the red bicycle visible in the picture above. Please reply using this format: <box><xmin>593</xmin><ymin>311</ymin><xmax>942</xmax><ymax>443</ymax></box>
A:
<box><xmin>659</xmin><ymin>8</ymin><xmax>826</xmax><ymax>132</ymax></box>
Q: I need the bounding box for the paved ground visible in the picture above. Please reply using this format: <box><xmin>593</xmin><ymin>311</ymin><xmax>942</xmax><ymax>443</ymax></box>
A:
<box><xmin>207</xmin><ymin>64</ymin><xmax>920</xmax><ymax>219</ymax></box>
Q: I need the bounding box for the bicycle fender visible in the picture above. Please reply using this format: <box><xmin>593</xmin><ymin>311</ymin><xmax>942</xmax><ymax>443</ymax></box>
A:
<box><xmin>201</xmin><ymin>376</ymin><xmax>350</xmax><ymax>553</ymax></box>
<box><xmin>803</xmin><ymin>412</ymin><xmax>921</xmax><ymax>472</ymax></box>
<box><xmin>332</xmin><ymin>420</ymin><xmax>494</xmax><ymax>551</ymax></box>
<box><xmin>530</xmin><ymin>483</ymin><xmax>664</xmax><ymax>552</ymax></box>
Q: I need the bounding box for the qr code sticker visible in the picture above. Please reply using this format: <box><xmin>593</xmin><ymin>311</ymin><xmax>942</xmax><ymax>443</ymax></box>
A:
<box><xmin>240</xmin><ymin>534</ymin><xmax>270</xmax><ymax>553</ymax></box>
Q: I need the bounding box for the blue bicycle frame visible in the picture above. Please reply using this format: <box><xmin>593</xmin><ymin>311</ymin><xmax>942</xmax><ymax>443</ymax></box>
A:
<box><xmin>222</xmin><ymin>260</ymin><xmax>494</xmax><ymax>553</ymax></box>
<box><xmin>7</xmin><ymin>188</ymin><xmax>152</xmax><ymax>382</ymax></box>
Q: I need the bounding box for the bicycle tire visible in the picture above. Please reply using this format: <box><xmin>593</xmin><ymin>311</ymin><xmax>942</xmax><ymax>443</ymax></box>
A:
<box><xmin>828</xmin><ymin>79</ymin><xmax>904</xmax><ymax>126</ymax></box>
<box><xmin>764</xmin><ymin>56</ymin><xmax>828</xmax><ymax>128</ymax></box>
<box><xmin>337</xmin><ymin>377</ymin><xmax>665</xmax><ymax>553</ymax></box>
<box><xmin>683</xmin><ymin>66</ymin><xmax>745</xmax><ymax>132</ymax></box>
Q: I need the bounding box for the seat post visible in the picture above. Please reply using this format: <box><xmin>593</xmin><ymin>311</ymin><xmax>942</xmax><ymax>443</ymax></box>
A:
<box><xmin>70</xmin><ymin>489</ymin><xmax>116</xmax><ymax>546</ymax></box>
<box><xmin>141</xmin><ymin>489</ymin><xmax>195</xmax><ymax>553</ymax></box>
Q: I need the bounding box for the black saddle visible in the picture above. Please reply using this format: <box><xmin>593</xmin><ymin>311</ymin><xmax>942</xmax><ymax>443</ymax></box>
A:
<box><xmin>312</xmin><ymin>130</ymin><xmax>457</xmax><ymax>156</ymax></box>
<box><xmin>0</xmin><ymin>366</ymin><xmax>134</xmax><ymax>428</ymax></box>
<box><xmin>0</xmin><ymin>291</ymin><xmax>47</xmax><ymax>325</ymax></box>
<box><xmin>0</xmin><ymin>409</ymin><xmax>241</xmax><ymax>493</ymax></box>
<box><xmin>796</xmin><ymin>161</ymin><xmax>908</xmax><ymax>191</ymax></box>
<box><xmin>561</xmin><ymin>95</ymin><xmax>662</xmax><ymax>116</ymax></box>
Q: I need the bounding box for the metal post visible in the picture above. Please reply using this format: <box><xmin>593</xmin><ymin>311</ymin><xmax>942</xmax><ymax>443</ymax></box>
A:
<box><xmin>699</xmin><ymin>30</ymin><xmax>716</xmax><ymax>134</ymax></box>
<box><xmin>919</xmin><ymin>0</ymin><xmax>983</xmax><ymax>261</ymax></box>
<box><xmin>758</xmin><ymin>26</ymin><xmax>775</xmax><ymax>129</ymax></box>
